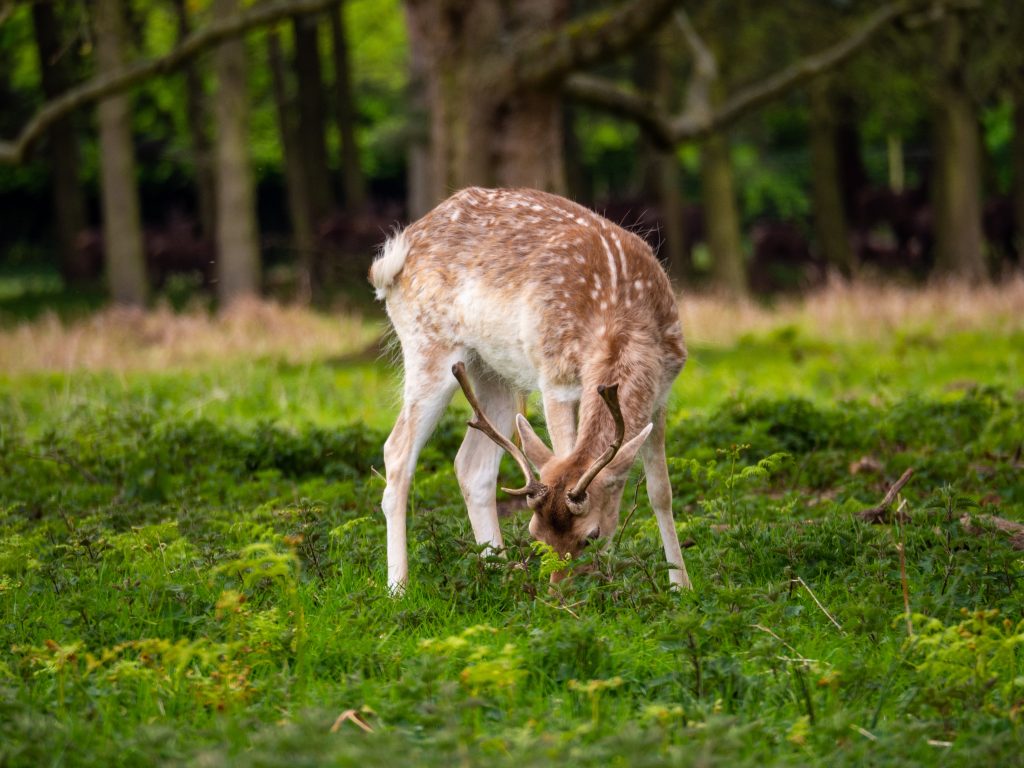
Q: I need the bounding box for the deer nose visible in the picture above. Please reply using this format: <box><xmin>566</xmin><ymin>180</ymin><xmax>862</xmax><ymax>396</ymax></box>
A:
<box><xmin>585</xmin><ymin>528</ymin><xmax>601</xmax><ymax>544</ymax></box>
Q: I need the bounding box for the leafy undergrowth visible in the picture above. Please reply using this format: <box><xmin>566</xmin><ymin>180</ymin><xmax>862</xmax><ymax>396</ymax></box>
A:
<box><xmin>0</xmin><ymin>329</ymin><xmax>1023</xmax><ymax>766</ymax></box>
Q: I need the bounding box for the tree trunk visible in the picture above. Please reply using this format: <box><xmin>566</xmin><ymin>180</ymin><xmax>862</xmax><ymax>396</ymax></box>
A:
<box><xmin>292</xmin><ymin>13</ymin><xmax>333</xmax><ymax>222</ymax></box>
<box><xmin>887</xmin><ymin>134</ymin><xmax>905</xmax><ymax>192</ymax></box>
<box><xmin>809</xmin><ymin>79</ymin><xmax>854</xmax><ymax>274</ymax></box>
<box><xmin>171</xmin><ymin>0</ymin><xmax>217</xmax><ymax>242</ymax></box>
<box><xmin>563</xmin><ymin>104</ymin><xmax>590</xmax><ymax>203</ymax></box>
<box><xmin>1013</xmin><ymin>82</ymin><xmax>1024</xmax><ymax>262</ymax></box>
<box><xmin>931</xmin><ymin>12</ymin><xmax>986</xmax><ymax>282</ymax></box>
<box><xmin>212</xmin><ymin>0</ymin><xmax>261</xmax><ymax>304</ymax></box>
<box><xmin>405</xmin><ymin>5</ymin><xmax>433</xmax><ymax>218</ymax></box>
<box><xmin>700</xmin><ymin>132</ymin><xmax>746</xmax><ymax>295</ymax></box>
<box><xmin>404</xmin><ymin>0</ymin><xmax>568</xmax><ymax>205</ymax></box>
<box><xmin>31</xmin><ymin>0</ymin><xmax>90</xmax><ymax>284</ymax></box>
<box><xmin>329</xmin><ymin>3</ymin><xmax>365</xmax><ymax>210</ymax></box>
<box><xmin>94</xmin><ymin>0</ymin><xmax>147</xmax><ymax>305</ymax></box>
<box><xmin>651</xmin><ymin>31</ymin><xmax>686</xmax><ymax>284</ymax></box>
<box><xmin>269</xmin><ymin>26</ymin><xmax>316</xmax><ymax>302</ymax></box>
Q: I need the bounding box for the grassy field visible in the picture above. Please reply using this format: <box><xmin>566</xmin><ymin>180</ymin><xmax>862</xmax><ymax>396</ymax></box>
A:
<box><xmin>1</xmin><ymin>282</ymin><xmax>1023</xmax><ymax>766</ymax></box>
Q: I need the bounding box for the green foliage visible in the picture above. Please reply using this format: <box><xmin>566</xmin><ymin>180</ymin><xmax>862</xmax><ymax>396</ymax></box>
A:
<box><xmin>1</xmin><ymin>326</ymin><xmax>1023</xmax><ymax>765</ymax></box>
<box><xmin>907</xmin><ymin>609</ymin><xmax>1024</xmax><ymax>722</ymax></box>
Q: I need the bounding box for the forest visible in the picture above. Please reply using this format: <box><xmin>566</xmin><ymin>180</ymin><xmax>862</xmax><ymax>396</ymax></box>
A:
<box><xmin>0</xmin><ymin>0</ymin><xmax>1021</xmax><ymax>305</ymax></box>
<box><xmin>1</xmin><ymin>1</ymin><xmax>1024</xmax><ymax>767</ymax></box>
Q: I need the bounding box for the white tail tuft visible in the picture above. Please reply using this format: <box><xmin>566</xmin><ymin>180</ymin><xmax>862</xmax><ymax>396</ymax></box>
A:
<box><xmin>369</xmin><ymin>229</ymin><xmax>411</xmax><ymax>300</ymax></box>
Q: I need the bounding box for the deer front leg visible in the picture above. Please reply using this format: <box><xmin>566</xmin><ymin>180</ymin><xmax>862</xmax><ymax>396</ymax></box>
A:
<box><xmin>541</xmin><ymin>390</ymin><xmax>579</xmax><ymax>456</ymax></box>
<box><xmin>381</xmin><ymin>366</ymin><xmax>458</xmax><ymax>593</ymax></box>
<box><xmin>640</xmin><ymin>408</ymin><xmax>691</xmax><ymax>590</ymax></box>
<box><xmin>454</xmin><ymin>369</ymin><xmax>516</xmax><ymax>554</ymax></box>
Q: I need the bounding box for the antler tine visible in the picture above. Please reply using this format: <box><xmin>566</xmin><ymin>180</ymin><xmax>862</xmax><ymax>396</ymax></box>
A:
<box><xmin>568</xmin><ymin>383</ymin><xmax>625</xmax><ymax>503</ymax></box>
<box><xmin>451</xmin><ymin>362</ymin><xmax>544</xmax><ymax>497</ymax></box>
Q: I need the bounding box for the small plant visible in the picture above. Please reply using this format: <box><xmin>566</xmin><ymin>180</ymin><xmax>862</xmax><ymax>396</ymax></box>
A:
<box><xmin>906</xmin><ymin>608</ymin><xmax>1024</xmax><ymax>722</ymax></box>
<box><xmin>531</xmin><ymin>539</ymin><xmax>573</xmax><ymax>581</ymax></box>
<box><xmin>568</xmin><ymin>676</ymin><xmax>624</xmax><ymax>730</ymax></box>
<box><xmin>670</xmin><ymin>444</ymin><xmax>791</xmax><ymax>522</ymax></box>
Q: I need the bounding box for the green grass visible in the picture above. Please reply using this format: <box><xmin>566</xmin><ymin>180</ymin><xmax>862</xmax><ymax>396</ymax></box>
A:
<box><xmin>1</xmin><ymin>325</ymin><xmax>1023</xmax><ymax>766</ymax></box>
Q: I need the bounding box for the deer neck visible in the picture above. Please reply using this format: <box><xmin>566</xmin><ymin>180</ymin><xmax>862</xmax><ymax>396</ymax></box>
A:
<box><xmin>571</xmin><ymin>345</ymin><xmax>658</xmax><ymax>462</ymax></box>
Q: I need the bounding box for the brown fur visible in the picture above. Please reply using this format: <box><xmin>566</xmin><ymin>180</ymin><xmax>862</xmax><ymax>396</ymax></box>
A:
<box><xmin>372</xmin><ymin>187</ymin><xmax>690</xmax><ymax>589</ymax></box>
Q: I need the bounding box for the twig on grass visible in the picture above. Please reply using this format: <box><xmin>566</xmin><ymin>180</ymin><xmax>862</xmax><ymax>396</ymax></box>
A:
<box><xmin>751</xmin><ymin>623</ymin><xmax>802</xmax><ymax>658</ymax></box>
<box><xmin>851</xmin><ymin>724</ymin><xmax>878</xmax><ymax>742</ymax></box>
<box><xmin>537</xmin><ymin>597</ymin><xmax>581</xmax><ymax>620</ymax></box>
<box><xmin>329</xmin><ymin>709</ymin><xmax>374</xmax><ymax>733</ymax></box>
<box><xmin>858</xmin><ymin>467</ymin><xmax>915</xmax><ymax>523</ymax></box>
<box><xmin>792</xmin><ymin>576</ymin><xmax>845</xmax><ymax>635</ymax></box>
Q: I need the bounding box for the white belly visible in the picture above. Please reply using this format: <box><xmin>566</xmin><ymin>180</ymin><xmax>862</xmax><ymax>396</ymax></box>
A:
<box><xmin>455</xmin><ymin>280</ymin><xmax>540</xmax><ymax>392</ymax></box>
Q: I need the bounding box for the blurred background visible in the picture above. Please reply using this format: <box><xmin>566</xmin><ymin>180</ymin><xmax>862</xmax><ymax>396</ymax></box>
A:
<box><xmin>0</xmin><ymin>0</ymin><xmax>1020</xmax><ymax>316</ymax></box>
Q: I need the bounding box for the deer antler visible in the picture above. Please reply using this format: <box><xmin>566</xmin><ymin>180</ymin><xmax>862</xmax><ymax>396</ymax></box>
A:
<box><xmin>452</xmin><ymin>362</ymin><xmax>546</xmax><ymax>498</ymax></box>
<box><xmin>568</xmin><ymin>383</ymin><xmax>625</xmax><ymax>504</ymax></box>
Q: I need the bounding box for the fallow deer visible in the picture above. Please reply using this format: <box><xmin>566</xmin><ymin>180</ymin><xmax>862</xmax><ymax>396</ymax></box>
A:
<box><xmin>370</xmin><ymin>187</ymin><xmax>690</xmax><ymax>593</ymax></box>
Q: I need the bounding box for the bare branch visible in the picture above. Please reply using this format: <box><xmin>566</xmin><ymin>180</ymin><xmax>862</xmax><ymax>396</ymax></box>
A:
<box><xmin>563</xmin><ymin>74</ymin><xmax>675</xmax><ymax>147</ymax></box>
<box><xmin>567</xmin><ymin>0</ymin><xmax>947</xmax><ymax>145</ymax></box>
<box><xmin>501</xmin><ymin>0</ymin><xmax>681</xmax><ymax>90</ymax></box>
<box><xmin>0</xmin><ymin>0</ymin><xmax>343</xmax><ymax>164</ymax></box>
<box><xmin>675</xmin><ymin>9</ymin><xmax>716</xmax><ymax>123</ymax></box>
<box><xmin>674</xmin><ymin>0</ymin><xmax>915</xmax><ymax>139</ymax></box>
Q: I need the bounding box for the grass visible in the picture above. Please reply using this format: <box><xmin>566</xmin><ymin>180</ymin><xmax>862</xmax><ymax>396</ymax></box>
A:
<box><xmin>1</xmin><ymin>282</ymin><xmax>1023</xmax><ymax>766</ymax></box>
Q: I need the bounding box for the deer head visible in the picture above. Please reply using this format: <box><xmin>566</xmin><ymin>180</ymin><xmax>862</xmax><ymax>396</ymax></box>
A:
<box><xmin>452</xmin><ymin>362</ymin><xmax>652</xmax><ymax>568</ymax></box>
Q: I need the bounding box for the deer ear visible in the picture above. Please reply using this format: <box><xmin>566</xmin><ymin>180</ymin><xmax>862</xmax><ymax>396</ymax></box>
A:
<box><xmin>606</xmin><ymin>422</ymin><xmax>654</xmax><ymax>479</ymax></box>
<box><xmin>516</xmin><ymin>414</ymin><xmax>554</xmax><ymax>469</ymax></box>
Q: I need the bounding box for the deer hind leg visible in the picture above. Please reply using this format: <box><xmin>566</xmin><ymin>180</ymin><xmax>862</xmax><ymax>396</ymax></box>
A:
<box><xmin>640</xmin><ymin>407</ymin><xmax>692</xmax><ymax>590</ymax></box>
<box><xmin>381</xmin><ymin>350</ymin><xmax>461</xmax><ymax>594</ymax></box>
<box><xmin>454</xmin><ymin>368</ymin><xmax>516</xmax><ymax>554</ymax></box>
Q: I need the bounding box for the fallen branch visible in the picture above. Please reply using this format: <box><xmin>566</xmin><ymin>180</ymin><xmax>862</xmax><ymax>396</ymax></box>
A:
<box><xmin>858</xmin><ymin>468</ymin><xmax>914</xmax><ymax>524</ymax></box>
<box><xmin>959</xmin><ymin>513</ymin><xmax>1024</xmax><ymax>550</ymax></box>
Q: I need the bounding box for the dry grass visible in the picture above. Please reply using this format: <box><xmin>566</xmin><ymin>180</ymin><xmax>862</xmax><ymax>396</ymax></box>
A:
<box><xmin>680</xmin><ymin>276</ymin><xmax>1024</xmax><ymax>347</ymax></box>
<box><xmin>0</xmin><ymin>298</ymin><xmax>380</xmax><ymax>374</ymax></box>
<box><xmin>2</xmin><ymin>279</ymin><xmax>1021</xmax><ymax>374</ymax></box>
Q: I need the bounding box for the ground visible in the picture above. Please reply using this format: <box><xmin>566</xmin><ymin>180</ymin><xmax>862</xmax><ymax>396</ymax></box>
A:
<box><xmin>1</xmin><ymin>282</ymin><xmax>1023</xmax><ymax>766</ymax></box>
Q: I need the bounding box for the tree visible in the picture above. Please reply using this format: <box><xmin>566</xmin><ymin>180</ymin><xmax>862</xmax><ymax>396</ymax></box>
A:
<box><xmin>0</xmin><ymin>0</ymin><xmax>348</xmax><ymax>165</ymax></box>
<box><xmin>171</xmin><ymin>0</ymin><xmax>217</xmax><ymax>242</ymax></box>
<box><xmin>329</xmin><ymin>2</ymin><xmax>365</xmax><ymax>210</ymax></box>
<box><xmin>677</xmin><ymin>9</ymin><xmax>746</xmax><ymax>294</ymax></box>
<box><xmin>292</xmin><ymin>12</ymin><xmax>332</xmax><ymax>222</ymax></box>
<box><xmin>565</xmin><ymin>1</ymin><xmax>968</xmax><ymax>289</ymax></box>
<box><xmin>405</xmin><ymin>7</ymin><xmax>433</xmax><ymax>219</ymax></box>
<box><xmin>31</xmin><ymin>0</ymin><xmax>90</xmax><ymax>284</ymax></box>
<box><xmin>640</xmin><ymin>28</ymin><xmax>688</xmax><ymax>283</ymax></box>
<box><xmin>212</xmin><ymin>0</ymin><xmax>261</xmax><ymax>303</ymax></box>
<box><xmin>268</xmin><ymin>24</ymin><xmax>316</xmax><ymax>301</ymax></box>
<box><xmin>403</xmin><ymin>0</ymin><xmax>682</xmax><ymax>207</ymax></box>
<box><xmin>1015</xmin><ymin>83</ymin><xmax>1024</xmax><ymax>260</ymax></box>
<box><xmin>931</xmin><ymin>10</ymin><xmax>986</xmax><ymax>281</ymax></box>
<box><xmin>809</xmin><ymin>77</ymin><xmax>855</xmax><ymax>273</ymax></box>
<box><xmin>94</xmin><ymin>0</ymin><xmax>148</xmax><ymax>305</ymax></box>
